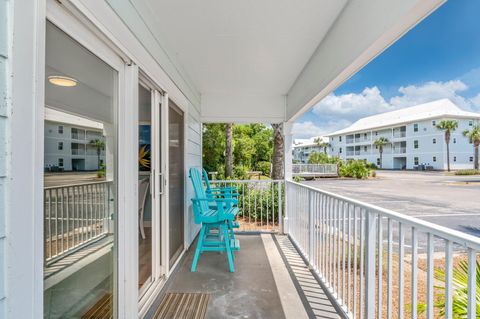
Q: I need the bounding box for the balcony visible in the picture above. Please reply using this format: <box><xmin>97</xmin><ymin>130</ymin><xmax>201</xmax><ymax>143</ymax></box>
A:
<box><xmin>71</xmin><ymin>148</ymin><xmax>85</xmax><ymax>155</ymax></box>
<box><xmin>393</xmin><ymin>131</ymin><xmax>407</xmax><ymax>139</ymax></box>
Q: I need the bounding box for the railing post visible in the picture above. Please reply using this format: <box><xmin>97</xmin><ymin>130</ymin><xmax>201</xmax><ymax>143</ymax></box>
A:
<box><xmin>365</xmin><ymin>211</ymin><xmax>376</xmax><ymax>318</ymax></box>
<box><xmin>308</xmin><ymin>189</ymin><xmax>314</xmax><ymax>264</ymax></box>
<box><xmin>278</xmin><ymin>181</ymin><xmax>284</xmax><ymax>234</ymax></box>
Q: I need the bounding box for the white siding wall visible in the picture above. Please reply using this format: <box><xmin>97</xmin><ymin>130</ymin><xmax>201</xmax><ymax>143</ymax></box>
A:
<box><xmin>0</xmin><ymin>0</ymin><xmax>10</xmax><ymax>315</ymax></box>
<box><xmin>185</xmin><ymin>104</ymin><xmax>202</xmax><ymax>246</ymax></box>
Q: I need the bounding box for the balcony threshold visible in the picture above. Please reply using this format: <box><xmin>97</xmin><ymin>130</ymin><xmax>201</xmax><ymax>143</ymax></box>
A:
<box><xmin>145</xmin><ymin>234</ymin><xmax>342</xmax><ymax>318</ymax></box>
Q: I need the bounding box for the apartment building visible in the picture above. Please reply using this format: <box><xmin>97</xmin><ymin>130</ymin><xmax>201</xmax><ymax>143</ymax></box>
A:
<box><xmin>44</xmin><ymin>108</ymin><xmax>106</xmax><ymax>171</ymax></box>
<box><xmin>327</xmin><ymin>99</ymin><xmax>480</xmax><ymax>170</ymax></box>
<box><xmin>292</xmin><ymin>136</ymin><xmax>329</xmax><ymax>163</ymax></box>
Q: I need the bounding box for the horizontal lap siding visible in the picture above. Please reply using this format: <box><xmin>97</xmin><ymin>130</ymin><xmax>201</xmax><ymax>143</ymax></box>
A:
<box><xmin>185</xmin><ymin>105</ymin><xmax>202</xmax><ymax>246</ymax></box>
<box><xmin>0</xmin><ymin>0</ymin><xmax>9</xmax><ymax>315</ymax></box>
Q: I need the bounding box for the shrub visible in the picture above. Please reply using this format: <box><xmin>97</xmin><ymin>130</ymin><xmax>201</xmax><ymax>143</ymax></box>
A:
<box><xmin>366</xmin><ymin>162</ymin><xmax>377</xmax><ymax>170</ymax></box>
<box><xmin>293</xmin><ymin>175</ymin><xmax>304</xmax><ymax>182</ymax></box>
<box><xmin>256</xmin><ymin>161</ymin><xmax>272</xmax><ymax>176</ymax></box>
<box><xmin>339</xmin><ymin>160</ymin><xmax>370</xmax><ymax>179</ymax></box>
<box><xmin>308</xmin><ymin>152</ymin><xmax>342</xmax><ymax>165</ymax></box>
<box><xmin>455</xmin><ymin>169</ymin><xmax>480</xmax><ymax>175</ymax></box>
<box><xmin>233</xmin><ymin>165</ymin><xmax>249</xmax><ymax>180</ymax></box>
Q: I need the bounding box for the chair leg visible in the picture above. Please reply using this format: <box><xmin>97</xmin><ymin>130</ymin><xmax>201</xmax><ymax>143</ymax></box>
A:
<box><xmin>139</xmin><ymin>208</ymin><xmax>146</xmax><ymax>240</ymax></box>
<box><xmin>228</xmin><ymin>220</ymin><xmax>235</xmax><ymax>240</ymax></box>
<box><xmin>223</xmin><ymin>225</ymin><xmax>234</xmax><ymax>272</ymax></box>
<box><xmin>191</xmin><ymin>225</ymin><xmax>206</xmax><ymax>272</ymax></box>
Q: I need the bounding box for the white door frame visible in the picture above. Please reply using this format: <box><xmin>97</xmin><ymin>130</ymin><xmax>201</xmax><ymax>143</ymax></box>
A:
<box><xmin>45</xmin><ymin>1</ymin><xmax>129</xmax><ymax>318</ymax></box>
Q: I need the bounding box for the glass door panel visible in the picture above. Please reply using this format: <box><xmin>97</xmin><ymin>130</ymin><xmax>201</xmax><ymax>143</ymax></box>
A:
<box><xmin>168</xmin><ymin>101</ymin><xmax>184</xmax><ymax>267</ymax></box>
<box><xmin>138</xmin><ymin>84</ymin><xmax>153</xmax><ymax>296</ymax></box>
<box><xmin>43</xmin><ymin>21</ymin><xmax>117</xmax><ymax>318</ymax></box>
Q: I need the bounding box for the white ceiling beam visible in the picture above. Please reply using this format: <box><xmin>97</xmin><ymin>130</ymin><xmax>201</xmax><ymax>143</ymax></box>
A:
<box><xmin>286</xmin><ymin>0</ymin><xmax>445</xmax><ymax>122</ymax></box>
<box><xmin>201</xmin><ymin>93</ymin><xmax>285</xmax><ymax>124</ymax></box>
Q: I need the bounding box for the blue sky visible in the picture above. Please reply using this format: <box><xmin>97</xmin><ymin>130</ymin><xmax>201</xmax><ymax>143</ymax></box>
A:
<box><xmin>293</xmin><ymin>0</ymin><xmax>480</xmax><ymax>139</ymax></box>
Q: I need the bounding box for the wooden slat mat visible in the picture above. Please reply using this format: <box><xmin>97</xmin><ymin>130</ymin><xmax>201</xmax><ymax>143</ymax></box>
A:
<box><xmin>82</xmin><ymin>293</ymin><xmax>113</xmax><ymax>319</ymax></box>
<box><xmin>153</xmin><ymin>293</ymin><xmax>210</xmax><ymax>319</ymax></box>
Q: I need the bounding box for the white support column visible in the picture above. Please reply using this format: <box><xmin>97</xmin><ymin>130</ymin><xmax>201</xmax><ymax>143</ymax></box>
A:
<box><xmin>283</xmin><ymin>122</ymin><xmax>293</xmax><ymax>181</ymax></box>
<box><xmin>283</xmin><ymin>122</ymin><xmax>293</xmax><ymax>234</ymax></box>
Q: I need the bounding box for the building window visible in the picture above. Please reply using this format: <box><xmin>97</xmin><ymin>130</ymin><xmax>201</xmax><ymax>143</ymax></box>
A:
<box><xmin>470</xmin><ymin>157</ymin><xmax>474</xmax><ymax>162</ymax></box>
<box><xmin>432</xmin><ymin>120</ymin><xmax>436</xmax><ymax>126</ymax></box>
<box><xmin>433</xmin><ymin>138</ymin><xmax>436</xmax><ymax>144</ymax></box>
<box><xmin>58</xmin><ymin>158</ymin><xmax>64</xmax><ymax>167</ymax></box>
<box><xmin>414</xmin><ymin>157</ymin><xmax>419</xmax><ymax>165</ymax></box>
<box><xmin>469</xmin><ymin>120</ymin><xmax>473</xmax><ymax>126</ymax></box>
<box><xmin>58</xmin><ymin>142</ymin><xmax>63</xmax><ymax>150</ymax></box>
<box><xmin>375</xmin><ymin>132</ymin><xmax>378</xmax><ymax>136</ymax></box>
<box><xmin>58</xmin><ymin>125</ymin><xmax>64</xmax><ymax>134</ymax></box>
<box><xmin>364</xmin><ymin>133</ymin><xmax>367</xmax><ymax>138</ymax></box>
<box><xmin>453</xmin><ymin>156</ymin><xmax>456</xmax><ymax>162</ymax></box>
<box><xmin>339</xmin><ymin>147</ymin><xmax>342</xmax><ymax>153</ymax></box>
<box><xmin>453</xmin><ymin>138</ymin><xmax>456</xmax><ymax>144</ymax></box>
<box><xmin>339</xmin><ymin>136</ymin><xmax>342</xmax><ymax>142</ymax></box>
<box><xmin>433</xmin><ymin>156</ymin><xmax>436</xmax><ymax>162</ymax></box>
<box><xmin>413</xmin><ymin>124</ymin><xmax>418</xmax><ymax>132</ymax></box>
<box><xmin>376</xmin><ymin>158</ymin><xmax>381</xmax><ymax>166</ymax></box>
<box><xmin>414</xmin><ymin>140</ymin><xmax>419</xmax><ymax>149</ymax></box>
<box><xmin>364</xmin><ymin>146</ymin><xmax>367</xmax><ymax>152</ymax></box>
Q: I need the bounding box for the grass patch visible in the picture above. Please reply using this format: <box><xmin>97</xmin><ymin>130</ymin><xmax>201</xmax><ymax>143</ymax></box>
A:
<box><xmin>454</xmin><ymin>169</ymin><xmax>480</xmax><ymax>175</ymax></box>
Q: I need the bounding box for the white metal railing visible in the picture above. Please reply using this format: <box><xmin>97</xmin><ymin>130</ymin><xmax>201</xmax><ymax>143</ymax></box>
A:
<box><xmin>393</xmin><ymin>131</ymin><xmax>406</xmax><ymax>138</ymax></box>
<box><xmin>286</xmin><ymin>181</ymin><xmax>480</xmax><ymax>319</ymax></box>
<box><xmin>393</xmin><ymin>147</ymin><xmax>407</xmax><ymax>154</ymax></box>
<box><xmin>44</xmin><ymin>181</ymin><xmax>113</xmax><ymax>264</ymax></box>
<box><xmin>346</xmin><ymin>151</ymin><xmax>354</xmax><ymax>156</ymax></box>
<box><xmin>210</xmin><ymin>180</ymin><xmax>283</xmax><ymax>232</ymax></box>
<box><xmin>71</xmin><ymin>148</ymin><xmax>85</xmax><ymax>155</ymax></box>
<box><xmin>292</xmin><ymin>164</ymin><xmax>338</xmax><ymax>175</ymax></box>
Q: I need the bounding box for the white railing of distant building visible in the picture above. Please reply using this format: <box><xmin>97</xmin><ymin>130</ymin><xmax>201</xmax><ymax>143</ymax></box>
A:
<box><xmin>209</xmin><ymin>180</ymin><xmax>283</xmax><ymax>233</ymax></box>
<box><xmin>286</xmin><ymin>181</ymin><xmax>479</xmax><ymax>319</ymax></box>
<box><xmin>393</xmin><ymin>131</ymin><xmax>406</xmax><ymax>138</ymax></box>
<box><xmin>44</xmin><ymin>181</ymin><xmax>113</xmax><ymax>265</ymax></box>
<box><xmin>292</xmin><ymin>164</ymin><xmax>338</xmax><ymax>176</ymax></box>
<box><xmin>71</xmin><ymin>148</ymin><xmax>85</xmax><ymax>155</ymax></box>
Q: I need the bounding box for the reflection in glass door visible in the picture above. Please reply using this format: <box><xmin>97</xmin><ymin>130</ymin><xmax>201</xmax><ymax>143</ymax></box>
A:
<box><xmin>43</xmin><ymin>21</ymin><xmax>118</xmax><ymax>318</ymax></box>
<box><xmin>168</xmin><ymin>101</ymin><xmax>185</xmax><ymax>267</ymax></box>
<box><xmin>138</xmin><ymin>83</ymin><xmax>154</xmax><ymax>296</ymax></box>
<box><xmin>138</xmin><ymin>80</ymin><xmax>166</xmax><ymax>305</ymax></box>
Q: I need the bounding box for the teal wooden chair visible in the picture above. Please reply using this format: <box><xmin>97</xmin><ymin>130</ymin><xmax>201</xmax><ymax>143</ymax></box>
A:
<box><xmin>189</xmin><ymin>168</ymin><xmax>240</xmax><ymax>272</ymax></box>
<box><xmin>202</xmin><ymin>168</ymin><xmax>240</xmax><ymax>231</ymax></box>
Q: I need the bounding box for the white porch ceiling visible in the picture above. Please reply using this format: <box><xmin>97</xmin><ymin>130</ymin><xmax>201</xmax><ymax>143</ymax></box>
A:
<box><xmin>119</xmin><ymin>0</ymin><xmax>445</xmax><ymax>123</ymax></box>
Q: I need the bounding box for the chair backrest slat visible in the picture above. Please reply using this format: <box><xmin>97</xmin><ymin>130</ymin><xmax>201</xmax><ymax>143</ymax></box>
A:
<box><xmin>202</xmin><ymin>168</ymin><xmax>212</xmax><ymax>192</ymax></box>
<box><xmin>189</xmin><ymin>168</ymin><xmax>210</xmax><ymax>213</ymax></box>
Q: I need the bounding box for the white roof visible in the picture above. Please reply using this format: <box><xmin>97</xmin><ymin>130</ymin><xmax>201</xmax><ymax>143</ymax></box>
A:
<box><xmin>327</xmin><ymin>99</ymin><xmax>480</xmax><ymax>136</ymax></box>
<box><xmin>293</xmin><ymin>136</ymin><xmax>329</xmax><ymax>148</ymax></box>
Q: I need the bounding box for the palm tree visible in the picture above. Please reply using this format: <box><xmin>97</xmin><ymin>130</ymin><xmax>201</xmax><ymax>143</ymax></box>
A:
<box><xmin>314</xmin><ymin>137</ymin><xmax>330</xmax><ymax>155</ymax></box>
<box><xmin>463</xmin><ymin>125</ymin><xmax>480</xmax><ymax>170</ymax></box>
<box><xmin>89</xmin><ymin>139</ymin><xmax>105</xmax><ymax>170</ymax></box>
<box><xmin>373</xmin><ymin>137</ymin><xmax>389</xmax><ymax>169</ymax></box>
<box><xmin>436</xmin><ymin>120</ymin><xmax>458</xmax><ymax>172</ymax></box>
<box><xmin>271</xmin><ymin>123</ymin><xmax>284</xmax><ymax>180</ymax></box>
<box><xmin>225</xmin><ymin>123</ymin><xmax>233</xmax><ymax>178</ymax></box>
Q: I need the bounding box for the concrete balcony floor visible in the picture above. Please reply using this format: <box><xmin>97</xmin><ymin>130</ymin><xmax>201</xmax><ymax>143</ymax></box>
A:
<box><xmin>146</xmin><ymin>234</ymin><xmax>341</xmax><ymax>319</ymax></box>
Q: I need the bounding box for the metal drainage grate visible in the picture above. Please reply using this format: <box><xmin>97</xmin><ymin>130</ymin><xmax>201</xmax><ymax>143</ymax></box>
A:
<box><xmin>153</xmin><ymin>293</ymin><xmax>210</xmax><ymax>319</ymax></box>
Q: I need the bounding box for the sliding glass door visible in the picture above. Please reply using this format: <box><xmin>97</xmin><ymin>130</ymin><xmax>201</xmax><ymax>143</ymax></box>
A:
<box><xmin>138</xmin><ymin>78</ymin><xmax>167</xmax><ymax>306</ymax></box>
<box><xmin>43</xmin><ymin>21</ymin><xmax>119</xmax><ymax>318</ymax></box>
<box><xmin>168</xmin><ymin>101</ymin><xmax>185</xmax><ymax>267</ymax></box>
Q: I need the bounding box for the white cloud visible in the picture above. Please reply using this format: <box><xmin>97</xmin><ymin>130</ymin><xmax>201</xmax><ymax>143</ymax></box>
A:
<box><xmin>292</xmin><ymin>120</ymin><xmax>351</xmax><ymax>139</ymax></box>
<box><xmin>295</xmin><ymin>79</ymin><xmax>480</xmax><ymax>139</ymax></box>
<box><xmin>312</xmin><ymin>86</ymin><xmax>394</xmax><ymax>121</ymax></box>
<box><xmin>390</xmin><ymin>80</ymin><xmax>471</xmax><ymax>109</ymax></box>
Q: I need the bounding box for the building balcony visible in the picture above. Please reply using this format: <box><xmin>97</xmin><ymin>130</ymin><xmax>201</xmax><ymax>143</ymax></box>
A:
<box><xmin>71</xmin><ymin>148</ymin><xmax>85</xmax><ymax>155</ymax></box>
<box><xmin>393</xmin><ymin>147</ymin><xmax>407</xmax><ymax>154</ymax></box>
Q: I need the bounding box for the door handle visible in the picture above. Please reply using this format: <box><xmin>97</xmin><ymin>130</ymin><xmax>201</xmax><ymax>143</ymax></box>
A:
<box><xmin>159</xmin><ymin>172</ymin><xmax>164</xmax><ymax>195</ymax></box>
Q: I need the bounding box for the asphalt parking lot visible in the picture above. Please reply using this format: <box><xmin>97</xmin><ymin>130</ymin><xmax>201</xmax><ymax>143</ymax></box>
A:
<box><xmin>303</xmin><ymin>170</ymin><xmax>480</xmax><ymax>237</ymax></box>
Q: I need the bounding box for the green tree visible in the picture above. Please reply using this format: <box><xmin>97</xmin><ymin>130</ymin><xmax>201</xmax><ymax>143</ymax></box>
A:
<box><xmin>314</xmin><ymin>137</ymin><xmax>331</xmax><ymax>155</ymax></box>
<box><xmin>436</xmin><ymin>120</ymin><xmax>458</xmax><ymax>172</ymax></box>
<box><xmin>225</xmin><ymin>123</ymin><xmax>233</xmax><ymax>178</ymax></box>
<box><xmin>373</xmin><ymin>137</ymin><xmax>389</xmax><ymax>169</ymax></box>
<box><xmin>463</xmin><ymin>125</ymin><xmax>480</xmax><ymax>170</ymax></box>
<box><xmin>89</xmin><ymin>139</ymin><xmax>105</xmax><ymax>170</ymax></box>
<box><xmin>202</xmin><ymin>124</ymin><xmax>226</xmax><ymax>175</ymax></box>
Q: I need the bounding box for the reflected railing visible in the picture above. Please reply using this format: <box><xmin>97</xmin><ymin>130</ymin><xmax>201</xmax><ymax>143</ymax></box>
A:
<box><xmin>44</xmin><ymin>181</ymin><xmax>113</xmax><ymax>265</ymax></box>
